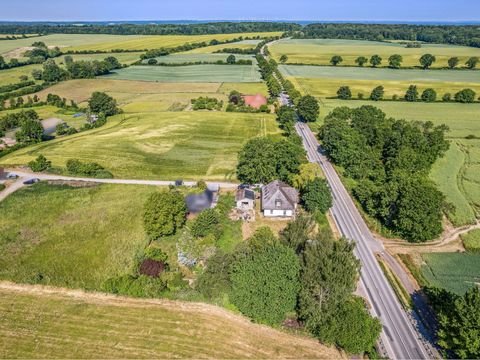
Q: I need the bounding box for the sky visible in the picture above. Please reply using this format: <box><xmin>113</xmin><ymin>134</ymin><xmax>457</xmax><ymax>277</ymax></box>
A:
<box><xmin>1</xmin><ymin>0</ymin><xmax>479</xmax><ymax>22</ymax></box>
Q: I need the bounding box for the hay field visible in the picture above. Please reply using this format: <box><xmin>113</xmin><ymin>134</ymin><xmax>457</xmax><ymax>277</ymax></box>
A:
<box><xmin>0</xmin><ymin>183</ymin><xmax>152</xmax><ymax>289</ymax></box>
<box><xmin>0</xmin><ymin>284</ymin><xmax>342</xmax><ymax>359</ymax></box>
<box><xmin>105</xmin><ymin>64</ymin><xmax>262</xmax><ymax>82</ymax></box>
<box><xmin>60</xmin><ymin>52</ymin><xmax>144</xmax><ymax>64</ymax></box>
<box><xmin>420</xmin><ymin>253</ymin><xmax>480</xmax><ymax>294</ymax></box>
<box><xmin>270</xmin><ymin>38</ymin><xmax>480</xmax><ymax>68</ymax></box>
<box><xmin>0</xmin><ymin>111</ymin><xmax>280</xmax><ymax>180</ymax></box>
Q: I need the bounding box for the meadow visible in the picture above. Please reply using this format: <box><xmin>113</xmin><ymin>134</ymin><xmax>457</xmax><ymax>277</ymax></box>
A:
<box><xmin>0</xmin><ymin>286</ymin><xmax>342</xmax><ymax>359</ymax></box>
<box><xmin>105</xmin><ymin>64</ymin><xmax>262</xmax><ymax>82</ymax></box>
<box><xmin>0</xmin><ymin>111</ymin><xmax>280</xmax><ymax>180</ymax></box>
<box><xmin>62</xmin><ymin>52</ymin><xmax>144</xmax><ymax>65</ymax></box>
<box><xmin>420</xmin><ymin>253</ymin><xmax>480</xmax><ymax>295</ymax></box>
<box><xmin>270</xmin><ymin>38</ymin><xmax>480</xmax><ymax>68</ymax></box>
<box><xmin>142</xmin><ymin>53</ymin><xmax>255</xmax><ymax>64</ymax></box>
<box><xmin>0</xmin><ymin>183</ymin><xmax>153</xmax><ymax>289</ymax></box>
<box><xmin>0</xmin><ymin>64</ymin><xmax>42</xmax><ymax>86</ymax></box>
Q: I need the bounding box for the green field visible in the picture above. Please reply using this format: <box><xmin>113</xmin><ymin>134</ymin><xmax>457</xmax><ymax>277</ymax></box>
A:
<box><xmin>0</xmin><ymin>287</ymin><xmax>341</xmax><ymax>359</ymax></box>
<box><xmin>461</xmin><ymin>229</ymin><xmax>480</xmax><ymax>252</ymax></box>
<box><xmin>142</xmin><ymin>53</ymin><xmax>255</xmax><ymax>64</ymax></box>
<box><xmin>270</xmin><ymin>38</ymin><xmax>480</xmax><ymax>68</ymax></box>
<box><xmin>0</xmin><ymin>111</ymin><xmax>280</xmax><ymax>180</ymax></box>
<box><xmin>0</xmin><ymin>183</ymin><xmax>153</xmax><ymax>289</ymax></box>
<box><xmin>421</xmin><ymin>253</ymin><xmax>480</xmax><ymax>294</ymax></box>
<box><xmin>104</xmin><ymin>64</ymin><xmax>262</xmax><ymax>82</ymax></box>
<box><xmin>0</xmin><ymin>63</ymin><xmax>42</xmax><ymax>86</ymax></box>
<box><xmin>280</xmin><ymin>64</ymin><xmax>480</xmax><ymax>83</ymax></box>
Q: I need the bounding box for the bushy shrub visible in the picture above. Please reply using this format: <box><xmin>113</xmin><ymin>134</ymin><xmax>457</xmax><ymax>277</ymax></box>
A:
<box><xmin>191</xmin><ymin>208</ymin><xmax>220</xmax><ymax>238</ymax></box>
<box><xmin>143</xmin><ymin>190</ymin><xmax>186</xmax><ymax>239</ymax></box>
<box><xmin>28</xmin><ymin>154</ymin><xmax>51</xmax><ymax>172</ymax></box>
<box><xmin>65</xmin><ymin>159</ymin><xmax>113</xmax><ymax>178</ymax></box>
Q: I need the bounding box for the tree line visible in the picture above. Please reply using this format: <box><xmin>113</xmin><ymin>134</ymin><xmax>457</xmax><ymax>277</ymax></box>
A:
<box><xmin>0</xmin><ymin>22</ymin><xmax>300</xmax><ymax>36</ymax></box>
<box><xmin>337</xmin><ymin>85</ymin><xmax>478</xmax><ymax>103</ymax></box>
<box><xmin>328</xmin><ymin>54</ymin><xmax>478</xmax><ymax>69</ymax></box>
<box><xmin>294</xmin><ymin>23</ymin><xmax>480</xmax><ymax>48</ymax></box>
<box><xmin>320</xmin><ymin>105</ymin><xmax>450</xmax><ymax>242</ymax></box>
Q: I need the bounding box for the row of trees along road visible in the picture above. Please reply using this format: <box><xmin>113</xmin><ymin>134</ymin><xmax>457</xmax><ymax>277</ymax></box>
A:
<box><xmin>330</xmin><ymin>54</ymin><xmax>478</xmax><ymax>69</ymax></box>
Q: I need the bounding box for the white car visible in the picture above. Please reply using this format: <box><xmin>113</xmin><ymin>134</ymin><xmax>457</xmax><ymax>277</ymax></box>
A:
<box><xmin>6</xmin><ymin>173</ymin><xmax>18</xmax><ymax>179</ymax></box>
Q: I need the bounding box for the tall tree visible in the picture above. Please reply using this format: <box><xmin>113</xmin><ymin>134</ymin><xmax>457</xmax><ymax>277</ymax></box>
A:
<box><xmin>355</xmin><ymin>56</ymin><xmax>368</xmax><ymax>67</ymax></box>
<box><xmin>330</xmin><ymin>55</ymin><xmax>343</xmax><ymax>66</ymax></box>
<box><xmin>388</xmin><ymin>54</ymin><xmax>403</xmax><ymax>69</ymax></box>
<box><xmin>419</xmin><ymin>53</ymin><xmax>436</xmax><ymax>69</ymax></box>
<box><xmin>337</xmin><ymin>86</ymin><xmax>352</xmax><ymax>100</ymax></box>
<box><xmin>279</xmin><ymin>54</ymin><xmax>288</xmax><ymax>63</ymax></box>
<box><xmin>465</xmin><ymin>56</ymin><xmax>479</xmax><ymax>69</ymax></box>
<box><xmin>301</xmin><ymin>178</ymin><xmax>333</xmax><ymax>214</ymax></box>
<box><xmin>88</xmin><ymin>91</ymin><xmax>119</xmax><ymax>116</ymax></box>
<box><xmin>404</xmin><ymin>85</ymin><xmax>419</xmax><ymax>101</ymax></box>
<box><xmin>369</xmin><ymin>54</ymin><xmax>382</xmax><ymax>67</ymax></box>
<box><xmin>297</xmin><ymin>95</ymin><xmax>319</xmax><ymax>122</ymax></box>
<box><xmin>143</xmin><ymin>190</ymin><xmax>186</xmax><ymax>239</ymax></box>
<box><xmin>447</xmin><ymin>56</ymin><xmax>459</xmax><ymax>69</ymax></box>
<box><xmin>370</xmin><ymin>85</ymin><xmax>384</xmax><ymax>101</ymax></box>
<box><xmin>237</xmin><ymin>137</ymin><xmax>277</xmax><ymax>184</ymax></box>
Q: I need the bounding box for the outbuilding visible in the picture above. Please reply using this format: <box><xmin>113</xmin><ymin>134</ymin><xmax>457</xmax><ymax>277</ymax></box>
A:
<box><xmin>236</xmin><ymin>188</ymin><xmax>255</xmax><ymax>210</ymax></box>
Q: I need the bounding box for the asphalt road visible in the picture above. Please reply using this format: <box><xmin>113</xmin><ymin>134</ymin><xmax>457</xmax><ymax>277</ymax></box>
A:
<box><xmin>295</xmin><ymin>121</ymin><xmax>433</xmax><ymax>359</ymax></box>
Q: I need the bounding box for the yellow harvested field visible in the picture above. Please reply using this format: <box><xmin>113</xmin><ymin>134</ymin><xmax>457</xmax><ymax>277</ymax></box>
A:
<box><xmin>0</xmin><ymin>283</ymin><xmax>344</xmax><ymax>359</ymax></box>
<box><xmin>68</xmin><ymin>32</ymin><xmax>281</xmax><ymax>52</ymax></box>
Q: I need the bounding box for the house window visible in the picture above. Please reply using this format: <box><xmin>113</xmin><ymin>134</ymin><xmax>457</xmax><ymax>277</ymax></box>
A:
<box><xmin>270</xmin><ymin>210</ymin><xmax>273</xmax><ymax>214</ymax></box>
<box><xmin>283</xmin><ymin>210</ymin><xmax>287</xmax><ymax>216</ymax></box>
<box><xmin>275</xmin><ymin>199</ymin><xmax>281</xmax><ymax>208</ymax></box>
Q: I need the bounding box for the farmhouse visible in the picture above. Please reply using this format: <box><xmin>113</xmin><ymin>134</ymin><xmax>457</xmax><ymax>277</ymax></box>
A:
<box><xmin>243</xmin><ymin>94</ymin><xmax>267</xmax><ymax>109</ymax></box>
<box><xmin>261</xmin><ymin>180</ymin><xmax>299</xmax><ymax>217</ymax></box>
<box><xmin>185</xmin><ymin>184</ymin><xmax>219</xmax><ymax>214</ymax></box>
<box><xmin>236</xmin><ymin>188</ymin><xmax>256</xmax><ymax>210</ymax></box>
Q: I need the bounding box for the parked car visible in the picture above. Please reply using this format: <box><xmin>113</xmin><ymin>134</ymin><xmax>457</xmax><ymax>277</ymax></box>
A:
<box><xmin>6</xmin><ymin>173</ymin><xmax>18</xmax><ymax>179</ymax></box>
<box><xmin>23</xmin><ymin>178</ymin><xmax>40</xmax><ymax>185</ymax></box>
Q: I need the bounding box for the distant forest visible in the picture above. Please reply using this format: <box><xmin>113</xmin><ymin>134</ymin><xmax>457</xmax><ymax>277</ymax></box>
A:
<box><xmin>296</xmin><ymin>23</ymin><xmax>480</xmax><ymax>48</ymax></box>
<box><xmin>0</xmin><ymin>22</ymin><xmax>479</xmax><ymax>48</ymax></box>
<box><xmin>0</xmin><ymin>22</ymin><xmax>301</xmax><ymax>35</ymax></box>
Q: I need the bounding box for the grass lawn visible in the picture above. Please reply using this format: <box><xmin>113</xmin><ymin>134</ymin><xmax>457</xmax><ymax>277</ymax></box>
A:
<box><xmin>270</xmin><ymin>38</ymin><xmax>480</xmax><ymax>68</ymax></box>
<box><xmin>0</xmin><ymin>183</ymin><xmax>153</xmax><ymax>289</ymax></box>
<box><xmin>143</xmin><ymin>53</ymin><xmax>255</xmax><ymax>64</ymax></box>
<box><xmin>420</xmin><ymin>252</ymin><xmax>480</xmax><ymax>295</ymax></box>
<box><xmin>0</xmin><ymin>111</ymin><xmax>281</xmax><ymax>180</ymax></box>
<box><xmin>461</xmin><ymin>229</ymin><xmax>480</xmax><ymax>253</ymax></box>
<box><xmin>0</xmin><ymin>287</ymin><xmax>341</xmax><ymax>359</ymax></box>
<box><xmin>104</xmin><ymin>64</ymin><xmax>262</xmax><ymax>82</ymax></box>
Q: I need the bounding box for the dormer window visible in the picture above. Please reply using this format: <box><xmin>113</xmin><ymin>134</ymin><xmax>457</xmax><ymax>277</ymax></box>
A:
<box><xmin>275</xmin><ymin>199</ymin><xmax>282</xmax><ymax>208</ymax></box>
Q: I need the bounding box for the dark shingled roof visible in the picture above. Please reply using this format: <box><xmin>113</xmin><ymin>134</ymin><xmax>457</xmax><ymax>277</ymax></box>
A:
<box><xmin>262</xmin><ymin>180</ymin><xmax>299</xmax><ymax>211</ymax></box>
<box><xmin>236</xmin><ymin>188</ymin><xmax>255</xmax><ymax>201</ymax></box>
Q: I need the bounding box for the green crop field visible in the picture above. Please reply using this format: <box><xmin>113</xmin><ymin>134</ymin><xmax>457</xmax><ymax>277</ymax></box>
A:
<box><xmin>0</xmin><ymin>183</ymin><xmax>153</xmax><ymax>289</ymax></box>
<box><xmin>461</xmin><ymin>229</ymin><xmax>480</xmax><ymax>253</ymax></box>
<box><xmin>280</xmin><ymin>64</ymin><xmax>480</xmax><ymax>83</ymax></box>
<box><xmin>104</xmin><ymin>64</ymin><xmax>262</xmax><ymax>82</ymax></box>
<box><xmin>421</xmin><ymin>253</ymin><xmax>480</xmax><ymax>294</ymax></box>
<box><xmin>0</xmin><ymin>111</ymin><xmax>280</xmax><ymax>180</ymax></box>
<box><xmin>270</xmin><ymin>38</ymin><xmax>480</xmax><ymax>68</ymax></box>
<box><xmin>142</xmin><ymin>53</ymin><xmax>255</xmax><ymax>64</ymax></box>
<box><xmin>0</xmin><ymin>287</ymin><xmax>341</xmax><ymax>359</ymax></box>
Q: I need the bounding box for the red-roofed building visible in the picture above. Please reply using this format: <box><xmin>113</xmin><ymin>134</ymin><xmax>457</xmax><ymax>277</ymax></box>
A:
<box><xmin>243</xmin><ymin>94</ymin><xmax>267</xmax><ymax>109</ymax></box>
